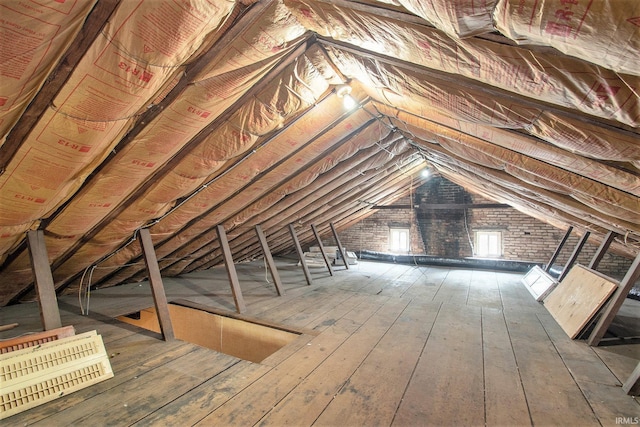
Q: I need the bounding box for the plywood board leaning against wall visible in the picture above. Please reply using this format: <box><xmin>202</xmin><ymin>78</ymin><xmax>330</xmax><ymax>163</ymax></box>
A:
<box><xmin>543</xmin><ymin>265</ymin><xmax>618</xmax><ymax>339</ymax></box>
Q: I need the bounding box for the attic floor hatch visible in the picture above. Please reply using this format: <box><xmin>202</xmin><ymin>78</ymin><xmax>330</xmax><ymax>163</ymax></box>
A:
<box><xmin>118</xmin><ymin>301</ymin><xmax>302</xmax><ymax>363</ymax></box>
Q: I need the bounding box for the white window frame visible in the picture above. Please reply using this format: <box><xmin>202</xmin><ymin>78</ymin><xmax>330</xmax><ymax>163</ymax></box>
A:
<box><xmin>475</xmin><ymin>230</ymin><xmax>502</xmax><ymax>258</ymax></box>
<box><xmin>389</xmin><ymin>228</ymin><xmax>410</xmax><ymax>253</ymax></box>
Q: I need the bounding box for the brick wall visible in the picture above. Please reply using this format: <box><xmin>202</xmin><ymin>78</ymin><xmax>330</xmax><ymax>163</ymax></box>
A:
<box><xmin>335</xmin><ymin>194</ymin><xmax>423</xmax><ymax>255</ymax></box>
<box><xmin>471</xmin><ymin>205</ymin><xmax>633</xmax><ymax>281</ymax></box>
<box><xmin>336</xmin><ymin>176</ymin><xmax>634</xmax><ymax>281</ymax></box>
<box><xmin>416</xmin><ymin>177</ymin><xmax>474</xmax><ymax>257</ymax></box>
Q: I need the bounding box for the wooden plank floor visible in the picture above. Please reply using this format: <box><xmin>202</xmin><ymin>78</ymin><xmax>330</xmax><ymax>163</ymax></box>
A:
<box><xmin>1</xmin><ymin>259</ymin><xmax>639</xmax><ymax>426</ymax></box>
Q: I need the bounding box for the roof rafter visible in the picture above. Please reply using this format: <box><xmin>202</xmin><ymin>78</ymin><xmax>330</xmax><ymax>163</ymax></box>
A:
<box><xmin>317</xmin><ymin>37</ymin><xmax>639</xmax><ymax>135</ymax></box>
<box><xmin>0</xmin><ymin>0</ymin><xmax>121</xmax><ymax>172</ymax></box>
<box><xmin>86</xmin><ymin>101</ymin><xmax>381</xmax><ymax>289</ymax></box>
<box><xmin>4</xmin><ymin>36</ymin><xmax>314</xmax><ymax>305</ymax></box>
<box><xmin>98</xmin><ymin>137</ymin><xmax>415</xmax><ymax>286</ymax></box>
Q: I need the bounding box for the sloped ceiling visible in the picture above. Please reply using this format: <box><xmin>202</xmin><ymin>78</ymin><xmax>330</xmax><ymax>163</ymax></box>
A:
<box><xmin>0</xmin><ymin>0</ymin><xmax>638</xmax><ymax>306</ymax></box>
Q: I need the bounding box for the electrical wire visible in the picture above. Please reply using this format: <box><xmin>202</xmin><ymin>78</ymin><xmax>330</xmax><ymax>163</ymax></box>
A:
<box><xmin>78</xmin><ymin>266</ymin><xmax>90</xmax><ymax>315</ymax></box>
<box><xmin>264</xmin><ymin>256</ymin><xmax>271</xmax><ymax>284</ymax></box>
<box><xmin>85</xmin><ymin>265</ymin><xmax>96</xmax><ymax>315</ymax></box>
<box><xmin>464</xmin><ymin>208</ymin><xmax>475</xmax><ymax>256</ymax></box>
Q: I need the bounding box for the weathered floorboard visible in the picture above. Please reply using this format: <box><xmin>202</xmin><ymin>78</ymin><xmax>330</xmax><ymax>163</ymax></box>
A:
<box><xmin>257</xmin><ymin>298</ymin><xmax>411</xmax><ymax>426</ymax></box>
<box><xmin>312</xmin><ymin>301</ymin><xmax>442</xmax><ymax>427</ymax></box>
<box><xmin>196</xmin><ymin>298</ymin><xmax>388</xmax><ymax>426</ymax></box>
<box><xmin>1</xmin><ymin>259</ymin><xmax>636</xmax><ymax>427</ymax></box>
<box><xmin>133</xmin><ymin>360</ymin><xmax>271</xmax><ymax>426</ymax></box>
<box><xmin>392</xmin><ymin>304</ymin><xmax>485</xmax><ymax>426</ymax></box>
<box><xmin>537</xmin><ymin>313</ymin><xmax>640</xmax><ymax>423</ymax></box>
<box><xmin>35</xmin><ymin>347</ymin><xmax>239</xmax><ymax>426</ymax></box>
<box><xmin>504</xmin><ymin>312</ymin><xmax>601</xmax><ymax>426</ymax></box>
<box><xmin>482</xmin><ymin>307</ymin><xmax>531</xmax><ymax>426</ymax></box>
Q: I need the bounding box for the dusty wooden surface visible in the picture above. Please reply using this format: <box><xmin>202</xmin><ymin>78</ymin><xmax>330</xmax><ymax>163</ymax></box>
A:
<box><xmin>1</xmin><ymin>259</ymin><xmax>638</xmax><ymax>426</ymax></box>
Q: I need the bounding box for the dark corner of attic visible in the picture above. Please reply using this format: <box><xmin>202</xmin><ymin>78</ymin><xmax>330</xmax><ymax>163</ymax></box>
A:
<box><xmin>1</xmin><ymin>0</ymin><xmax>640</xmax><ymax>425</ymax></box>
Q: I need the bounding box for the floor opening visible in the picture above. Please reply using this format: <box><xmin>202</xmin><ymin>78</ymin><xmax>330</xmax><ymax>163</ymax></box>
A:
<box><xmin>117</xmin><ymin>301</ymin><xmax>300</xmax><ymax>363</ymax></box>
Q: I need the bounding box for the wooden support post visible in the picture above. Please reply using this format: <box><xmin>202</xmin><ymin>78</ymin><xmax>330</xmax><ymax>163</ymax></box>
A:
<box><xmin>588</xmin><ymin>231</ymin><xmax>616</xmax><ymax>270</ymax></box>
<box><xmin>311</xmin><ymin>224</ymin><xmax>334</xmax><ymax>276</ymax></box>
<box><xmin>255</xmin><ymin>225</ymin><xmax>285</xmax><ymax>296</ymax></box>
<box><xmin>26</xmin><ymin>230</ymin><xmax>62</xmax><ymax>331</ymax></box>
<box><xmin>622</xmin><ymin>361</ymin><xmax>640</xmax><ymax>395</ymax></box>
<box><xmin>545</xmin><ymin>226</ymin><xmax>573</xmax><ymax>273</ymax></box>
<box><xmin>216</xmin><ymin>225</ymin><xmax>246</xmax><ymax>313</ymax></box>
<box><xmin>330</xmin><ymin>222</ymin><xmax>349</xmax><ymax>270</ymax></box>
<box><xmin>288</xmin><ymin>224</ymin><xmax>313</xmax><ymax>286</ymax></box>
<box><xmin>588</xmin><ymin>251</ymin><xmax>640</xmax><ymax>346</ymax></box>
<box><xmin>558</xmin><ymin>231</ymin><xmax>590</xmax><ymax>282</ymax></box>
<box><xmin>138</xmin><ymin>229</ymin><xmax>175</xmax><ymax>341</ymax></box>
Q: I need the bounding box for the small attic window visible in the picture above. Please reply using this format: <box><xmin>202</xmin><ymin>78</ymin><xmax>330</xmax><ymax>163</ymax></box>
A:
<box><xmin>389</xmin><ymin>228</ymin><xmax>410</xmax><ymax>252</ymax></box>
<box><xmin>475</xmin><ymin>230</ymin><xmax>502</xmax><ymax>258</ymax></box>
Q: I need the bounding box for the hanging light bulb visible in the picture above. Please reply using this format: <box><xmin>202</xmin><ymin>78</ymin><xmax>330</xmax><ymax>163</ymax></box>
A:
<box><xmin>421</xmin><ymin>169</ymin><xmax>431</xmax><ymax>178</ymax></box>
<box><xmin>336</xmin><ymin>84</ymin><xmax>351</xmax><ymax>97</ymax></box>
<box><xmin>342</xmin><ymin>93</ymin><xmax>357</xmax><ymax>110</ymax></box>
<box><xmin>336</xmin><ymin>84</ymin><xmax>357</xmax><ymax>110</ymax></box>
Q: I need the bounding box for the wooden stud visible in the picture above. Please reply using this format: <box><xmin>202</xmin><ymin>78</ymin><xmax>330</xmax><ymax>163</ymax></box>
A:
<box><xmin>26</xmin><ymin>230</ymin><xmax>62</xmax><ymax>331</ymax></box>
<box><xmin>216</xmin><ymin>225</ymin><xmax>247</xmax><ymax>313</ymax></box>
<box><xmin>545</xmin><ymin>226</ymin><xmax>573</xmax><ymax>273</ymax></box>
<box><xmin>558</xmin><ymin>231</ymin><xmax>590</xmax><ymax>282</ymax></box>
<box><xmin>588</xmin><ymin>251</ymin><xmax>640</xmax><ymax>346</ymax></box>
<box><xmin>288</xmin><ymin>224</ymin><xmax>313</xmax><ymax>286</ymax></box>
<box><xmin>255</xmin><ymin>225</ymin><xmax>285</xmax><ymax>296</ymax></box>
<box><xmin>311</xmin><ymin>224</ymin><xmax>334</xmax><ymax>276</ymax></box>
<box><xmin>588</xmin><ymin>231</ymin><xmax>616</xmax><ymax>270</ymax></box>
<box><xmin>622</xmin><ymin>361</ymin><xmax>640</xmax><ymax>395</ymax></box>
<box><xmin>138</xmin><ymin>229</ymin><xmax>175</xmax><ymax>341</ymax></box>
<box><xmin>330</xmin><ymin>222</ymin><xmax>349</xmax><ymax>269</ymax></box>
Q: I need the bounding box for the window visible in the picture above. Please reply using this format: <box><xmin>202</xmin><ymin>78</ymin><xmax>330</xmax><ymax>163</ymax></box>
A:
<box><xmin>475</xmin><ymin>231</ymin><xmax>502</xmax><ymax>257</ymax></box>
<box><xmin>389</xmin><ymin>228</ymin><xmax>410</xmax><ymax>252</ymax></box>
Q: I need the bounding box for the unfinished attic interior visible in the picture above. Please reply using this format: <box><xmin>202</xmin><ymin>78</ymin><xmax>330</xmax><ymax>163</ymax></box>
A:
<box><xmin>1</xmin><ymin>0</ymin><xmax>640</xmax><ymax>424</ymax></box>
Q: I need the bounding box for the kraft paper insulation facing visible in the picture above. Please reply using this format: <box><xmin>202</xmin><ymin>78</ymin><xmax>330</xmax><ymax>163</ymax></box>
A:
<box><xmin>0</xmin><ymin>0</ymin><xmax>637</xmax><ymax>305</ymax></box>
<box><xmin>322</xmin><ymin>51</ymin><xmax>640</xmax><ymax>224</ymax></box>
<box><xmin>0</xmin><ymin>1</ymin><xmax>311</xmax><ymax>301</ymax></box>
<box><xmin>494</xmin><ymin>0</ymin><xmax>640</xmax><ymax>77</ymax></box>
<box><xmin>50</xmin><ymin>52</ymin><xmax>337</xmax><ymax>286</ymax></box>
<box><xmin>286</xmin><ymin>0</ymin><xmax>639</xmax><ymax>127</ymax></box>
<box><xmin>431</xmin><ymin>154</ymin><xmax>633</xmax><ymax>239</ymax></box>
<box><xmin>375</xmin><ymin>106</ymin><xmax>640</xmax><ymax>195</ymax></box>
<box><xmin>0</xmin><ymin>0</ymin><xmax>237</xmax><ymax>251</ymax></box>
<box><xmin>99</xmin><ymin>147</ymin><xmax>419</xmax><ymax>287</ymax></box>
<box><xmin>72</xmin><ymin>119</ymin><xmax>400</xmax><ymax>288</ymax></box>
<box><xmin>393</xmin><ymin>0</ymin><xmax>496</xmax><ymax>38</ymax></box>
<box><xmin>0</xmin><ymin>1</ymin><xmax>98</xmax><ymax>144</ymax></box>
